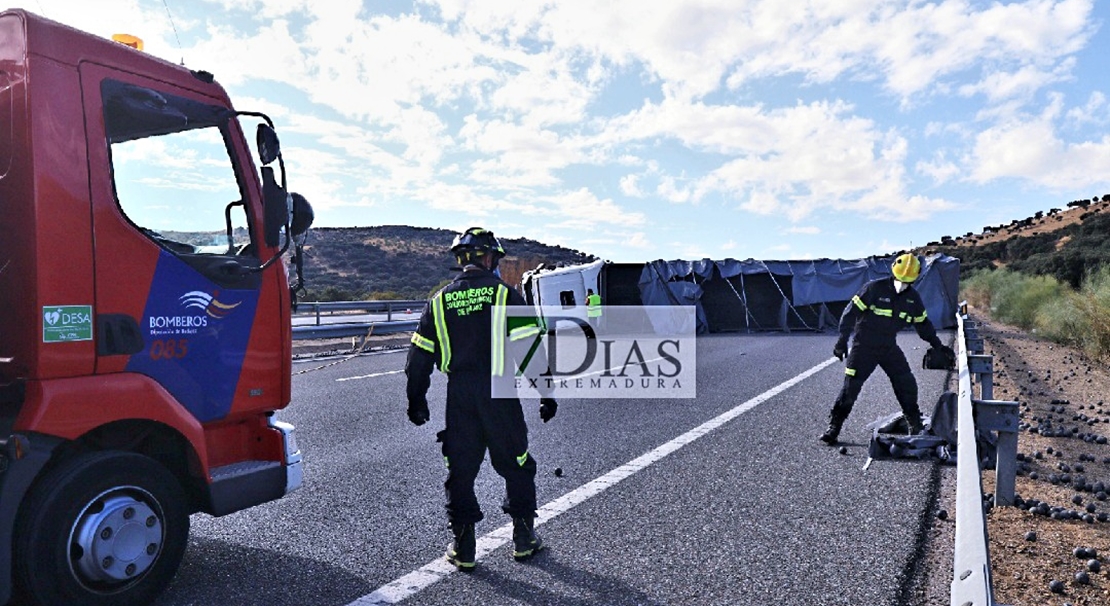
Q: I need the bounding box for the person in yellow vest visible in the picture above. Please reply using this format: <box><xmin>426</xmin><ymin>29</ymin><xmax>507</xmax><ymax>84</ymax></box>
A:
<box><xmin>586</xmin><ymin>288</ymin><xmax>602</xmax><ymax>333</ymax></box>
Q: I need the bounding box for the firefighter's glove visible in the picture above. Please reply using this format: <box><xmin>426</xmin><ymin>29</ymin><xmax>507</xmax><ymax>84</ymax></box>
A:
<box><xmin>539</xmin><ymin>398</ymin><xmax>558</xmax><ymax>423</ymax></box>
<box><xmin>833</xmin><ymin>342</ymin><xmax>848</xmax><ymax>361</ymax></box>
<box><xmin>407</xmin><ymin>400</ymin><xmax>430</xmax><ymax>426</ymax></box>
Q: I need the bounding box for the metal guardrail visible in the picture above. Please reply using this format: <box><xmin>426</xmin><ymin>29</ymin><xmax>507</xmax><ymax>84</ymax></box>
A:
<box><xmin>292</xmin><ymin>321</ymin><xmax>418</xmax><ymax>340</ymax></box>
<box><xmin>291</xmin><ymin>300</ymin><xmax>425</xmax><ymax>340</ymax></box>
<box><xmin>951</xmin><ymin>308</ymin><xmax>1019</xmax><ymax>606</ymax></box>
<box><xmin>294</xmin><ymin>300</ymin><xmax>426</xmax><ymax>324</ymax></box>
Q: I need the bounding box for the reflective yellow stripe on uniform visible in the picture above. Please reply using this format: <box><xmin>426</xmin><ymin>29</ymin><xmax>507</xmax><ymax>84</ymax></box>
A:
<box><xmin>845</xmin><ymin>368</ymin><xmax>857</xmax><ymax>377</ymax></box>
<box><xmin>852</xmin><ymin>295</ymin><xmax>867</xmax><ymax>311</ymax></box>
<box><xmin>914</xmin><ymin>311</ymin><xmax>928</xmax><ymax>323</ymax></box>
<box><xmin>491</xmin><ymin>285</ymin><xmax>510</xmax><ymax>377</ymax></box>
<box><xmin>509</xmin><ymin>325</ymin><xmax>541</xmax><ymax>341</ymax></box>
<box><xmin>516</xmin><ymin>451</ymin><xmax>529</xmax><ymax>466</ymax></box>
<box><xmin>432</xmin><ymin>295</ymin><xmax>451</xmax><ymax>372</ymax></box>
<box><xmin>411</xmin><ymin>332</ymin><xmax>435</xmax><ymax>353</ymax></box>
<box><xmin>865</xmin><ymin>304</ymin><xmax>892</xmax><ymax>317</ymax></box>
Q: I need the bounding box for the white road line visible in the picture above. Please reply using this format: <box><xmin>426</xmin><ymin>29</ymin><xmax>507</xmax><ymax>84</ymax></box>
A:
<box><xmin>337</xmin><ymin>370</ymin><xmax>404</xmax><ymax>382</ymax></box>
<box><xmin>346</xmin><ymin>356</ymin><xmax>837</xmax><ymax>606</ymax></box>
<box><xmin>335</xmin><ymin>356</ymin><xmax>666</xmax><ymax>384</ymax></box>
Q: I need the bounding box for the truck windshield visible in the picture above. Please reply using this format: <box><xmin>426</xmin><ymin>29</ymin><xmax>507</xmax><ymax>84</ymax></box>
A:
<box><xmin>102</xmin><ymin>79</ymin><xmax>252</xmax><ymax>256</ymax></box>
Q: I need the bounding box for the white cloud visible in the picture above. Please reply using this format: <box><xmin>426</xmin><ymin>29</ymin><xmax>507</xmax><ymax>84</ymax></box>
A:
<box><xmin>620</xmin><ymin>174</ymin><xmax>644</xmax><ymax>197</ymax></box>
<box><xmin>624</xmin><ymin>232</ymin><xmax>652</xmax><ymax>249</ymax></box>
<box><xmin>958</xmin><ymin>60</ymin><xmax>1075</xmax><ymax>103</ymax></box>
<box><xmin>598</xmin><ymin>98</ymin><xmax>957</xmax><ymax>221</ymax></box>
<box><xmin>785</xmin><ymin>226</ymin><xmax>821</xmax><ymax>235</ymax></box>
<box><xmin>657</xmin><ymin>176</ymin><xmax>694</xmax><ymax>204</ymax></box>
<box><xmin>1067</xmin><ymin>92</ymin><xmax>1109</xmax><ymax>125</ymax></box>
<box><xmin>547</xmin><ymin>188</ymin><xmax>647</xmax><ymax>229</ymax></box>
<box><xmin>969</xmin><ymin>117</ymin><xmax>1110</xmax><ymax>189</ymax></box>
<box><xmin>916</xmin><ymin>153</ymin><xmax>961</xmax><ymax>185</ymax></box>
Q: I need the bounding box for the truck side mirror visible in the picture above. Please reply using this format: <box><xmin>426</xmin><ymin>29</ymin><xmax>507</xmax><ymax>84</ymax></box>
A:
<box><xmin>256</xmin><ymin>124</ymin><xmax>281</xmax><ymax>166</ymax></box>
<box><xmin>290</xmin><ymin>193</ymin><xmax>314</xmax><ymax>238</ymax></box>
<box><xmin>261</xmin><ymin>166</ymin><xmax>288</xmax><ymax>247</ymax></box>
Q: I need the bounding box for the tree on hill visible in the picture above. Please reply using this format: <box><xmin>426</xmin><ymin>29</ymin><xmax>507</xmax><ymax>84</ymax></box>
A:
<box><xmin>927</xmin><ymin>210</ymin><xmax>1110</xmax><ymax>288</ymax></box>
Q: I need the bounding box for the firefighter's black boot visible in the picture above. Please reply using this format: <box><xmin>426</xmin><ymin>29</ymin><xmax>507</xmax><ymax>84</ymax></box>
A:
<box><xmin>891</xmin><ymin>372</ymin><xmax>923</xmax><ymax>435</ymax></box>
<box><xmin>822</xmin><ymin>386</ymin><xmax>856</xmax><ymax>445</ymax></box>
<box><xmin>819</xmin><ymin>421</ymin><xmax>842</xmax><ymax>445</ymax></box>
<box><xmin>446</xmin><ymin>523</ymin><xmax>476</xmax><ymax>571</ymax></box>
<box><xmin>512</xmin><ymin>517</ymin><xmax>543</xmax><ymax>561</ymax></box>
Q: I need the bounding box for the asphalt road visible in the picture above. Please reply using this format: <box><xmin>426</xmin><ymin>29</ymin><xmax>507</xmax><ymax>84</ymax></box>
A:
<box><xmin>154</xmin><ymin>331</ymin><xmax>952</xmax><ymax>606</ymax></box>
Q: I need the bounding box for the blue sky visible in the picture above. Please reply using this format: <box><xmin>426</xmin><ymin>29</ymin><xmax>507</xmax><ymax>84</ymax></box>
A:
<box><xmin>38</xmin><ymin>0</ymin><xmax>1110</xmax><ymax>263</ymax></box>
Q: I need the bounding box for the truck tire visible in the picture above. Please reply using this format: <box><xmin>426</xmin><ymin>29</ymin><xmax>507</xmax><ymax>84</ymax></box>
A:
<box><xmin>13</xmin><ymin>451</ymin><xmax>190</xmax><ymax>606</ymax></box>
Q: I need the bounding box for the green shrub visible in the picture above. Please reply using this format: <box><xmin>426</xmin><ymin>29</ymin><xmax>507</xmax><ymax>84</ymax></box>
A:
<box><xmin>1034</xmin><ymin>293</ymin><xmax>1086</xmax><ymax>347</ymax></box>
<box><xmin>961</xmin><ymin>268</ymin><xmax>1063</xmax><ymax>329</ymax></box>
<box><xmin>1075</xmin><ymin>267</ymin><xmax>1110</xmax><ymax>360</ymax></box>
<box><xmin>992</xmin><ymin>273</ymin><xmax>1064</xmax><ymax>329</ymax></box>
<box><xmin>964</xmin><ymin>266</ymin><xmax>1110</xmax><ymax>363</ymax></box>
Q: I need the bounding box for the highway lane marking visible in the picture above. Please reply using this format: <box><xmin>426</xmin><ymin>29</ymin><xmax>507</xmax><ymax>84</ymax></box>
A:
<box><xmin>346</xmin><ymin>356</ymin><xmax>838</xmax><ymax>606</ymax></box>
<box><xmin>333</xmin><ymin>356</ymin><xmax>667</xmax><ymax>384</ymax></box>
<box><xmin>336</xmin><ymin>370</ymin><xmax>404</xmax><ymax>382</ymax></box>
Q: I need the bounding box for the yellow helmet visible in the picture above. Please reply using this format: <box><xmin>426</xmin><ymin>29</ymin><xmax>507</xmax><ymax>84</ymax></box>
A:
<box><xmin>891</xmin><ymin>253</ymin><xmax>921</xmax><ymax>283</ymax></box>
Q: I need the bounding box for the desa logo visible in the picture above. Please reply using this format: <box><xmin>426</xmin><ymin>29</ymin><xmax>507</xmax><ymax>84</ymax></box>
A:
<box><xmin>43</xmin><ymin>307</ymin><xmax>91</xmax><ymax>326</ymax></box>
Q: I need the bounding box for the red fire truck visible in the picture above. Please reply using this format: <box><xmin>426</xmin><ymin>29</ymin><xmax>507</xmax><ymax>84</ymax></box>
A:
<box><xmin>0</xmin><ymin>9</ymin><xmax>313</xmax><ymax>605</ymax></box>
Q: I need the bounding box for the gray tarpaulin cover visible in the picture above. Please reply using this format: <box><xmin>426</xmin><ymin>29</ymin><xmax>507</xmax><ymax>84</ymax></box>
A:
<box><xmin>637</xmin><ymin>254</ymin><xmax>959</xmax><ymax>333</ymax></box>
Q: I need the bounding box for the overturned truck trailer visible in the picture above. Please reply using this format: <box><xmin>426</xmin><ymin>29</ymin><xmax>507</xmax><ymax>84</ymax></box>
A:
<box><xmin>522</xmin><ymin>254</ymin><xmax>960</xmax><ymax>334</ymax></box>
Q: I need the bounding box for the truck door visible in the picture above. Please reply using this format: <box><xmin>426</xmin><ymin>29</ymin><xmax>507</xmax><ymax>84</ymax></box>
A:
<box><xmin>80</xmin><ymin>62</ymin><xmax>286</xmax><ymax>423</ymax></box>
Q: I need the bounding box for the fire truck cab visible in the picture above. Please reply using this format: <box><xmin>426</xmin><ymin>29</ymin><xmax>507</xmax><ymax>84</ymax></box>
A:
<box><xmin>0</xmin><ymin>9</ymin><xmax>312</xmax><ymax>605</ymax></box>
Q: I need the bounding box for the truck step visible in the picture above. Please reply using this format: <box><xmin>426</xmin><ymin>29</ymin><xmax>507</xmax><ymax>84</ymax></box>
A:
<box><xmin>210</xmin><ymin>460</ymin><xmax>281</xmax><ymax>482</ymax></box>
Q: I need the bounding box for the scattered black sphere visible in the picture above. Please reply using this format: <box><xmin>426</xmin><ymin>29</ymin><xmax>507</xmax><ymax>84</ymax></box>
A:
<box><xmin>1088</xmin><ymin>559</ymin><xmax>1102</xmax><ymax>573</ymax></box>
<box><xmin>1075</xmin><ymin>571</ymin><xmax>1090</xmax><ymax>585</ymax></box>
<box><xmin>1025</xmin><ymin>531</ymin><xmax>1037</xmax><ymax>542</ymax></box>
<box><xmin>838</xmin><ymin>446</ymin><xmax>848</xmax><ymax>455</ymax></box>
<box><xmin>553</xmin><ymin>467</ymin><xmax>563</xmax><ymax>477</ymax></box>
<box><xmin>936</xmin><ymin>509</ymin><xmax>948</xmax><ymax>521</ymax></box>
<box><xmin>1049</xmin><ymin>579</ymin><xmax>1066</xmax><ymax>594</ymax></box>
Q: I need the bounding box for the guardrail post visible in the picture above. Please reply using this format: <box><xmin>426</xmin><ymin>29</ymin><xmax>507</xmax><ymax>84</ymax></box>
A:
<box><xmin>315</xmin><ymin>303</ymin><xmax>322</xmax><ymax>326</ymax></box>
<box><xmin>974</xmin><ymin>399</ymin><xmax>1020</xmax><ymax>507</ymax></box>
<box><xmin>968</xmin><ymin>354</ymin><xmax>994</xmax><ymax>400</ymax></box>
<box><xmin>963</xmin><ymin>321</ymin><xmax>985</xmax><ymax>354</ymax></box>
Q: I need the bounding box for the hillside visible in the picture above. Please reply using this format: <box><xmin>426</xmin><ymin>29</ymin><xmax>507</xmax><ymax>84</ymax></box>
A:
<box><xmin>919</xmin><ymin>195</ymin><xmax>1110</xmax><ymax>288</ymax></box>
<box><xmin>296</xmin><ymin>225</ymin><xmax>597</xmax><ymax>300</ymax></box>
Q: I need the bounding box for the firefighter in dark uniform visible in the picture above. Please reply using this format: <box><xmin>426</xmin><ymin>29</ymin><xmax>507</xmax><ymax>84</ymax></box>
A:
<box><xmin>820</xmin><ymin>253</ymin><xmax>953</xmax><ymax>445</ymax></box>
<box><xmin>405</xmin><ymin>227</ymin><xmax>558</xmax><ymax>571</ymax></box>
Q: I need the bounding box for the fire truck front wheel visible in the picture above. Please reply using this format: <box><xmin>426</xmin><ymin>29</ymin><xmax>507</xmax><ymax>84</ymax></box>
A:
<box><xmin>13</xmin><ymin>450</ymin><xmax>190</xmax><ymax>606</ymax></box>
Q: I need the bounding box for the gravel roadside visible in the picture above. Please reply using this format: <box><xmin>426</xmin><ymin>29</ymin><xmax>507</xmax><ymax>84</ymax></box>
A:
<box><xmin>908</xmin><ymin>311</ymin><xmax>1110</xmax><ymax>606</ymax></box>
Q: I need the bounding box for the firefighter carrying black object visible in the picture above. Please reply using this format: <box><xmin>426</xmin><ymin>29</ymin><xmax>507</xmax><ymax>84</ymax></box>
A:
<box><xmin>405</xmin><ymin>227</ymin><xmax>557</xmax><ymax>571</ymax></box>
<box><xmin>820</xmin><ymin>253</ymin><xmax>955</xmax><ymax>445</ymax></box>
